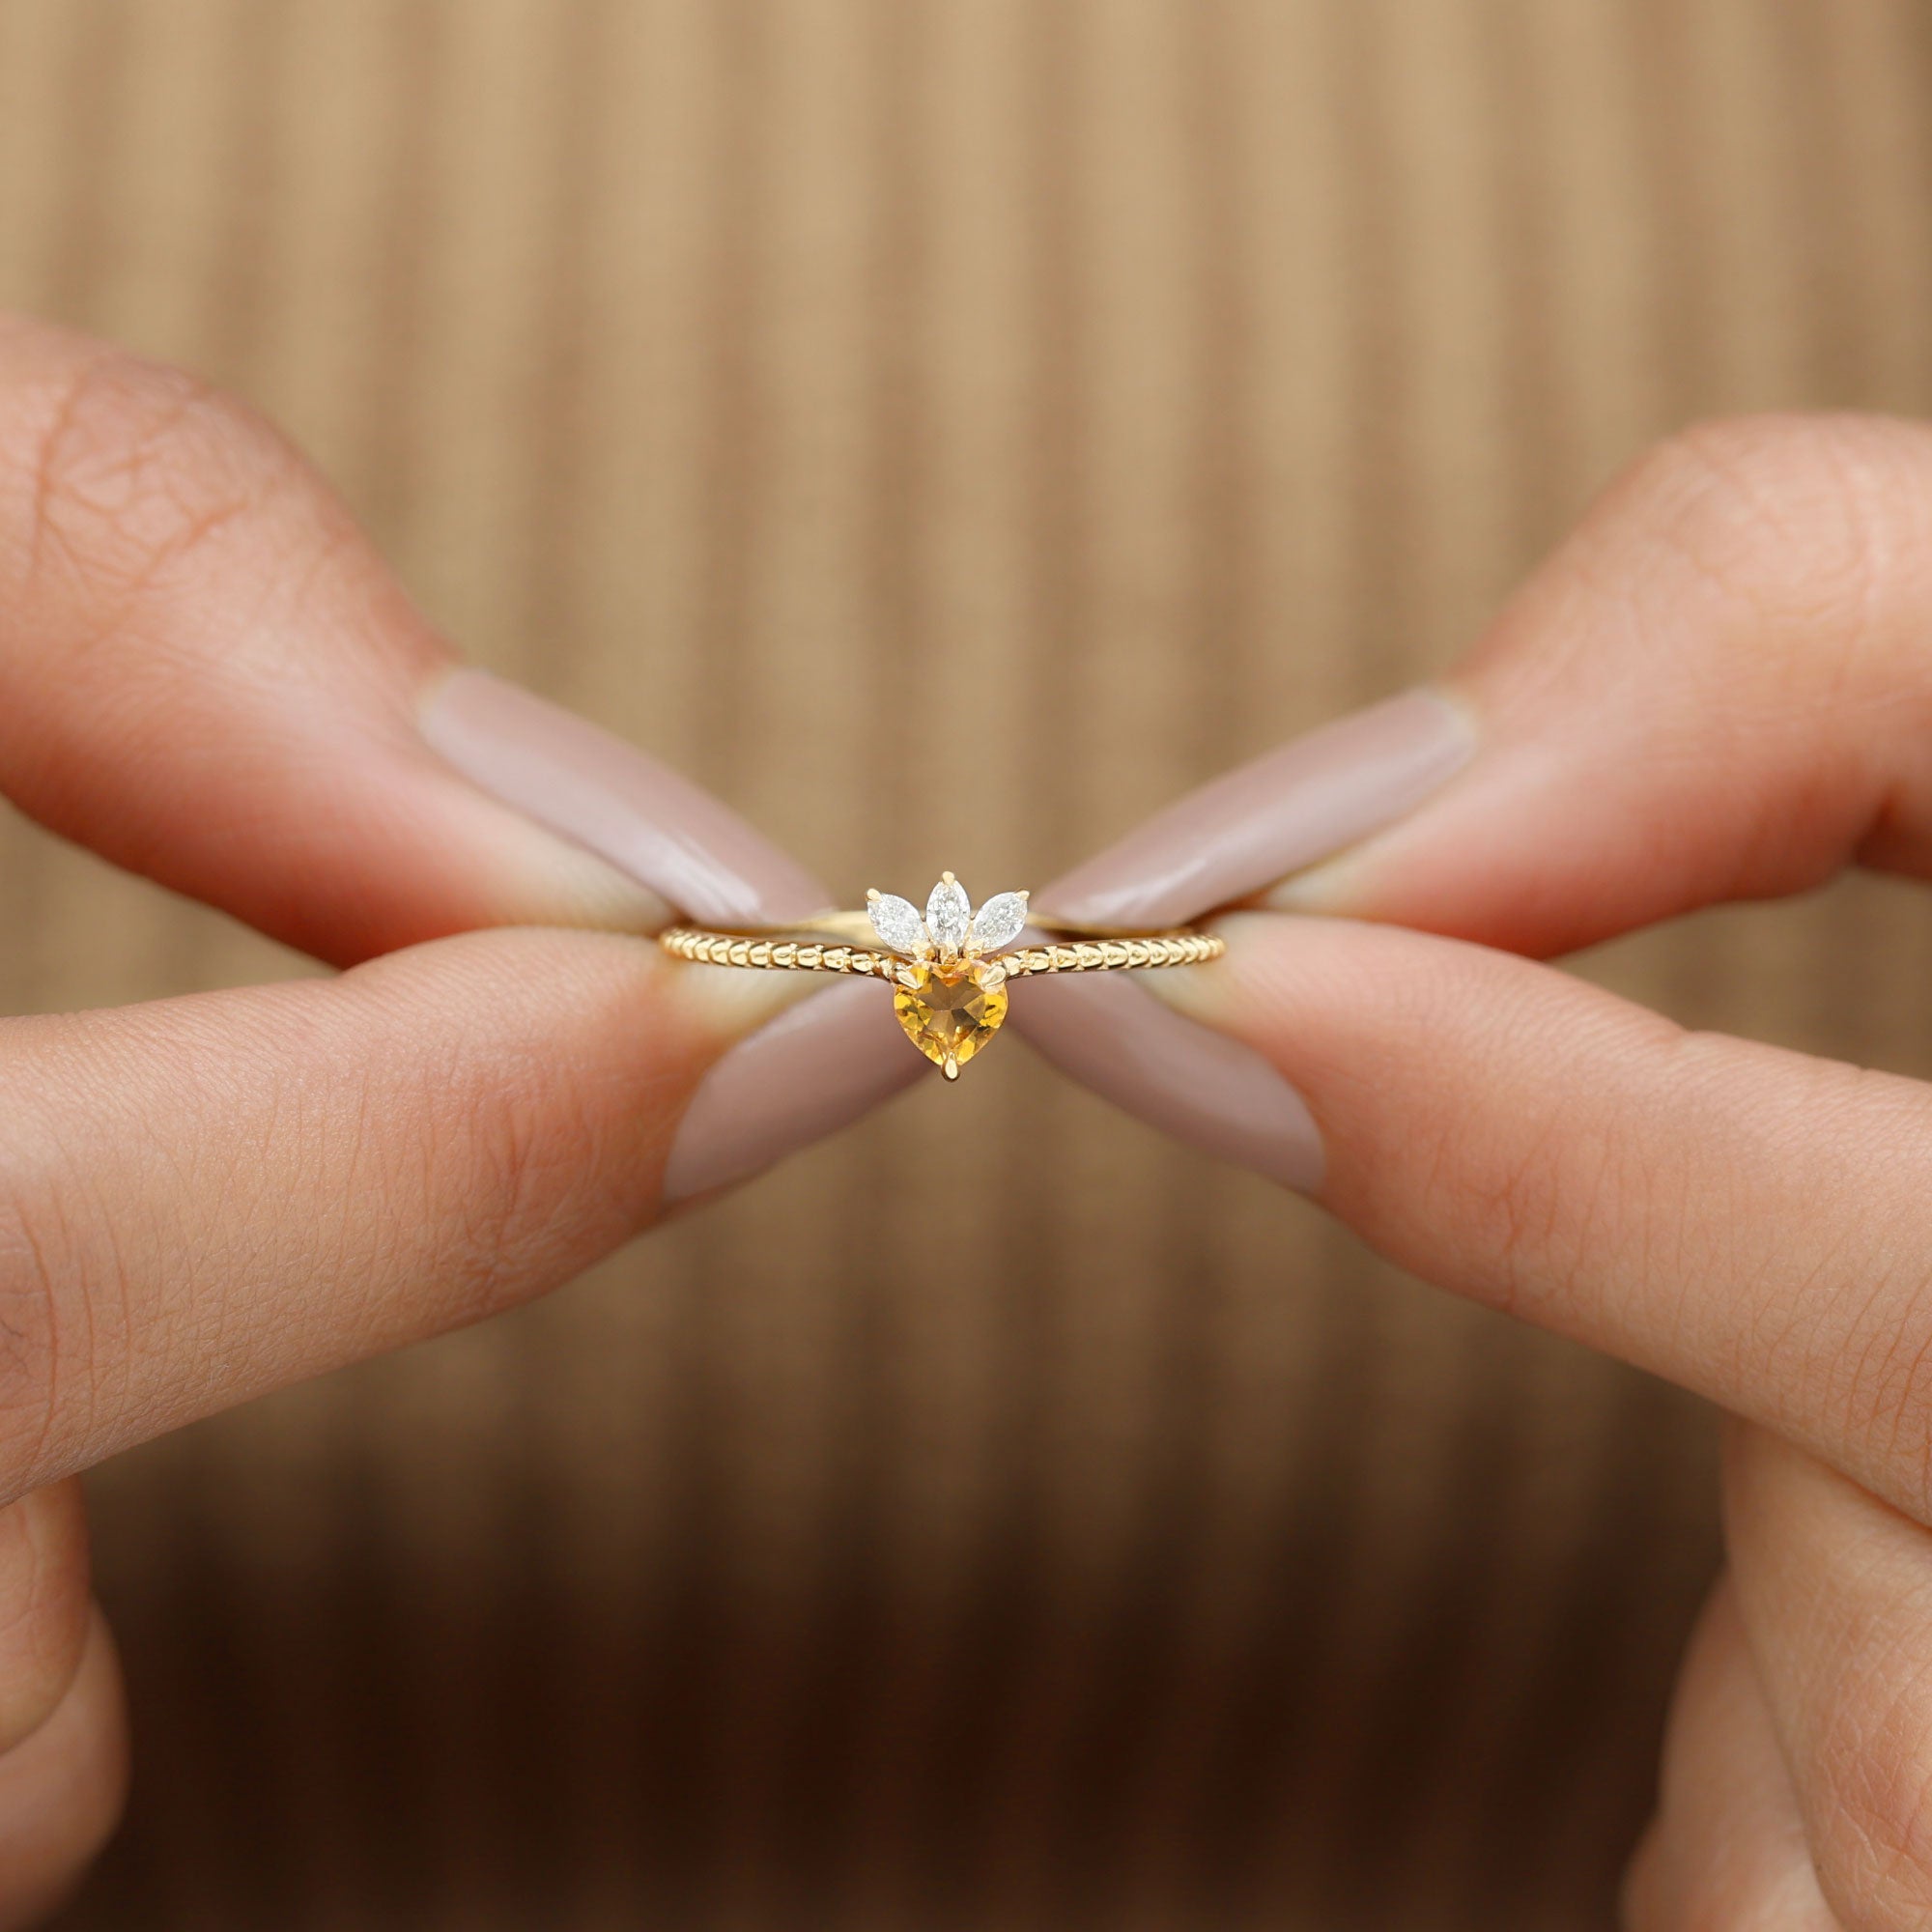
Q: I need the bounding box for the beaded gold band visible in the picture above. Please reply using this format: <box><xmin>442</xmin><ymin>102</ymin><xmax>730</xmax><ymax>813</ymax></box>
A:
<box><xmin>658</xmin><ymin>927</ymin><xmax>1222</xmax><ymax>978</ymax></box>
<box><xmin>659</xmin><ymin>871</ymin><xmax>1223</xmax><ymax>1079</ymax></box>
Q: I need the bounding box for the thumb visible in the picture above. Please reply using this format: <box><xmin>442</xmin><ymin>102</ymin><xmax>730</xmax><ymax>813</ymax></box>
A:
<box><xmin>1144</xmin><ymin>910</ymin><xmax>1932</xmax><ymax>1527</ymax></box>
<box><xmin>1021</xmin><ymin>413</ymin><xmax>1932</xmax><ymax>1187</ymax></box>
<box><xmin>0</xmin><ymin>315</ymin><xmax>826</xmax><ymax>962</ymax></box>
<box><xmin>1040</xmin><ymin>413</ymin><xmax>1932</xmax><ymax>956</ymax></box>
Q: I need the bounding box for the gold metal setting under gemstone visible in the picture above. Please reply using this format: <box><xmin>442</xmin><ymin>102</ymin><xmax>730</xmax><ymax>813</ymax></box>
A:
<box><xmin>659</xmin><ymin>871</ymin><xmax>1225</xmax><ymax>1081</ymax></box>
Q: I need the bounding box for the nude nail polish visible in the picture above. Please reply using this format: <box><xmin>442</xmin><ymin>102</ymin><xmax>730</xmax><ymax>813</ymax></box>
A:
<box><xmin>1036</xmin><ymin>687</ymin><xmax>1473</xmax><ymax>928</ymax></box>
<box><xmin>425</xmin><ymin>669</ymin><xmax>902</xmax><ymax>1199</ymax></box>
<box><xmin>661</xmin><ymin>978</ymin><xmax>927</xmax><ymax>1203</ymax></box>
<box><xmin>1014</xmin><ymin>693</ymin><xmax>1467</xmax><ymax>1191</ymax></box>
<box><xmin>421</xmin><ymin>668</ymin><xmax>827</xmax><ymax>927</ymax></box>
<box><xmin>1009</xmin><ymin>972</ymin><xmax>1323</xmax><ymax>1193</ymax></box>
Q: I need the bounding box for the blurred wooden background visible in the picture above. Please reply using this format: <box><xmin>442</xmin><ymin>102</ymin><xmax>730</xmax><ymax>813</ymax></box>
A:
<box><xmin>2</xmin><ymin>1</ymin><xmax>1931</xmax><ymax>1925</ymax></box>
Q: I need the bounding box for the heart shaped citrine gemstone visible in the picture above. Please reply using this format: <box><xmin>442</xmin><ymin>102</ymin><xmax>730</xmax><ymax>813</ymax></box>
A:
<box><xmin>892</xmin><ymin>962</ymin><xmax>1008</xmax><ymax>1077</ymax></box>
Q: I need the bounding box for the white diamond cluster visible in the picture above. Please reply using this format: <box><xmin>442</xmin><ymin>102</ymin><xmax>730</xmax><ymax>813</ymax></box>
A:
<box><xmin>867</xmin><ymin>874</ymin><xmax>1030</xmax><ymax>968</ymax></box>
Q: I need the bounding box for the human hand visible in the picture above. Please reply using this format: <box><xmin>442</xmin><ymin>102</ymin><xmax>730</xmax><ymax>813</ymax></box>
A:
<box><xmin>1026</xmin><ymin>416</ymin><xmax>1932</xmax><ymax>1927</ymax></box>
<box><xmin>0</xmin><ymin>315</ymin><xmax>923</xmax><ymax>1918</ymax></box>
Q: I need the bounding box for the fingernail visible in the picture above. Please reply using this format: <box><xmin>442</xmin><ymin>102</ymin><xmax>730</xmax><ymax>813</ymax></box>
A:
<box><xmin>1036</xmin><ymin>687</ymin><xmax>1474</xmax><ymax>928</ymax></box>
<box><xmin>1009</xmin><ymin>971</ymin><xmax>1322</xmax><ymax>1193</ymax></box>
<box><xmin>420</xmin><ymin>668</ymin><xmax>828</xmax><ymax>927</ymax></box>
<box><xmin>662</xmin><ymin>978</ymin><xmax>927</xmax><ymax>1203</ymax></box>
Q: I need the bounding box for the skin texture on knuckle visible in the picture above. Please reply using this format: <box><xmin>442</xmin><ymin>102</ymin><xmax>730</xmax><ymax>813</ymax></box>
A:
<box><xmin>1466</xmin><ymin>412</ymin><xmax>1932</xmax><ymax>897</ymax></box>
<box><xmin>1623</xmin><ymin>419</ymin><xmax>1932</xmax><ymax>791</ymax></box>
<box><xmin>3</xmin><ymin>338</ymin><xmax>285</xmax><ymax>608</ymax></box>
<box><xmin>1806</xmin><ymin>1650</ymin><xmax>1932</xmax><ymax>1932</ymax></box>
<box><xmin>0</xmin><ymin>321</ymin><xmax>441</xmax><ymax>764</ymax></box>
<box><xmin>1613</xmin><ymin>414</ymin><xmax>1932</xmax><ymax>643</ymax></box>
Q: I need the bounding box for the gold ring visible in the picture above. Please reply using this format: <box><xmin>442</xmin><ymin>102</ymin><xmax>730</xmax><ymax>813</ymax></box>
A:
<box><xmin>660</xmin><ymin>871</ymin><xmax>1224</xmax><ymax>1079</ymax></box>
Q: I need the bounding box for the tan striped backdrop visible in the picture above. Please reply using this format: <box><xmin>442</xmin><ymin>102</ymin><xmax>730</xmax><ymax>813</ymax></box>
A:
<box><xmin>3</xmin><ymin>2</ymin><xmax>1931</xmax><ymax>1927</ymax></box>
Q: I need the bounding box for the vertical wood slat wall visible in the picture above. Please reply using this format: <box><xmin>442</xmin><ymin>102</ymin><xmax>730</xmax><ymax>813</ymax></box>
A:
<box><xmin>0</xmin><ymin>2</ymin><xmax>1927</xmax><ymax>1926</ymax></box>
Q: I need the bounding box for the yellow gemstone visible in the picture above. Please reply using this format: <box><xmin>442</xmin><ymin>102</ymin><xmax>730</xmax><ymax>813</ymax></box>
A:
<box><xmin>892</xmin><ymin>962</ymin><xmax>1008</xmax><ymax>1076</ymax></box>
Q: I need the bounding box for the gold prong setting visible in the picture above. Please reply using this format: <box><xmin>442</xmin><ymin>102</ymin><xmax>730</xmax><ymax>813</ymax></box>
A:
<box><xmin>865</xmin><ymin>873</ymin><xmax>1028</xmax><ymax>1077</ymax></box>
<box><xmin>659</xmin><ymin>873</ymin><xmax>1223</xmax><ymax>1082</ymax></box>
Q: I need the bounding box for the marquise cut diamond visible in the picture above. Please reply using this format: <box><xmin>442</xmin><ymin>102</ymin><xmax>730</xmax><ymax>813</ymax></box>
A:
<box><xmin>867</xmin><ymin>893</ymin><xmax>930</xmax><ymax>957</ymax></box>
<box><xmin>925</xmin><ymin>875</ymin><xmax>972</xmax><ymax>955</ymax></box>
<box><xmin>970</xmin><ymin>891</ymin><xmax>1029</xmax><ymax>954</ymax></box>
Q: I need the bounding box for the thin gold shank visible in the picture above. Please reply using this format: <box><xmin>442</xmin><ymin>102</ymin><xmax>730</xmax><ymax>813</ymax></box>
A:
<box><xmin>658</xmin><ymin>926</ymin><xmax>1225</xmax><ymax>975</ymax></box>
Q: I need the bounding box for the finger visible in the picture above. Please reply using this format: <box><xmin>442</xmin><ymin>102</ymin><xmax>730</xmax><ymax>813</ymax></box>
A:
<box><xmin>1040</xmin><ymin>414</ymin><xmax>1932</xmax><ymax>956</ymax></box>
<box><xmin>0</xmin><ymin>1611</ymin><xmax>126</xmax><ymax>1929</ymax></box>
<box><xmin>0</xmin><ymin>314</ymin><xmax>825</xmax><ymax>962</ymax></box>
<box><xmin>1142</xmin><ymin>913</ymin><xmax>1932</xmax><ymax>1522</ymax></box>
<box><xmin>1025</xmin><ymin>415</ymin><xmax>1932</xmax><ymax>1211</ymax></box>
<box><xmin>0</xmin><ymin>318</ymin><xmax>903</xmax><ymax>1225</ymax></box>
<box><xmin>1292</xmin><ymin>415</ymin><xmax>1932</xmax><ymax>950</ymax></box>
<box><xmin>0</xmin><ymin>923</ymin><xmax>806</xmax><ymax>1495</ymax></box>
<box><xmin>1623</xmin><ymin>1579</ymin><xmax>1837</xmax><ymax>1931</ymax></box>
<box><xmin>1725</xmin><ymin>1424</ymin><xmax>1932</xmax><ymax>1931</ymax></box>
